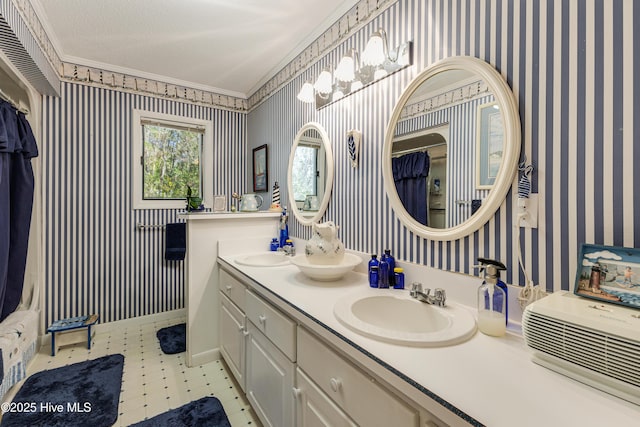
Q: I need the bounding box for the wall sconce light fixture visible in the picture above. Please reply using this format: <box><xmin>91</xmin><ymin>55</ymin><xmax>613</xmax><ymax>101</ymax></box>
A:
<box><xmin>297</xmin><ymin>80</ymin><xmax>315</xmax><ymax>103</ymax></box>
<box><xmin>297</xmin><ymin>29</ymin><xmax>412</xmax><ymax>109</ymax></box>
<box><xmin>314</xmin><ymin>67</ymin><xmax>334</xmax><ymax>96</ymax></box>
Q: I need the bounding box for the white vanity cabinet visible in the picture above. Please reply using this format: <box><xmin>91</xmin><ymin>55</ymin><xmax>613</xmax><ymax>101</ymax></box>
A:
<box><xmin>218</xmin><ymin>261</ymin><xmax>442</xmax><ymax>427</ymax></box>
<box><xmin>245</xmin><ymin>289</ymin><xmax>297</xmax><ymax>427</ymax></box>
<box><xmin>296</xmin><ymin>326</ymin><xmax>420</xmax><ymax>427</ymax></box>
<box><xmin>218</xmin><ymin>269</ymin><xmax>248</xmax><ymax>390</ymax></box>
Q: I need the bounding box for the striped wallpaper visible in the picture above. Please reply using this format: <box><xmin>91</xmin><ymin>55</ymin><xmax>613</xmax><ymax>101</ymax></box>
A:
<box><xmin>248</xmin><ymin>0</ymin><xmax>639</xmax><ymax>294</ymax></box>
<box><xmin>27</xmin><ymin>0</ymin><xmax>640</xmax><ymax>327</ymax></box>
<box><xmin>41</xmin><ymin>82</ymin><xmax>247</xmax><ymax>327</ymax></box>
<box><xmin>0</xmin><ymin>0</ymin><xmax>60</xmax><ymax>96</ymax></box>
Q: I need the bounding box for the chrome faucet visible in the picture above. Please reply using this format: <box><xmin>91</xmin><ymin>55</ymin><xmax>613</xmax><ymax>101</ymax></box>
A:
<box><xmin>410</xmin><ymin>283</ymin><xmax>446</xmax><ymax>307</ymax></box>
<box><xmin>277</xmin><ymin>244</ymin><xmax>296</xmax><ymax>256</ymax></box>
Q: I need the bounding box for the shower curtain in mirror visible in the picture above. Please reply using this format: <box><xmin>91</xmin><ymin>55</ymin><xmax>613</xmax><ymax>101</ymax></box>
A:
<box><xmin>0</xmin><ymin>100</ymin><xmax>38</xmax><ymax>322</ymax></box>
<box><xmin>392</xmin><ymin>151</ymin><xmax>430</xmax><ymax>226</ymax></box>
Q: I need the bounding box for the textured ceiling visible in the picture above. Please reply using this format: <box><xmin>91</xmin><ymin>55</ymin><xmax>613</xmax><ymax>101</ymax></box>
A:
<box><xmin>32</xmin><ymin>0</ymin><xmax>359</xmax><ymax>97</ymax></box>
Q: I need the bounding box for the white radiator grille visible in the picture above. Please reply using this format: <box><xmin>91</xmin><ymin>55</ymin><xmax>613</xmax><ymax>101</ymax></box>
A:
<box><xmin>522</xmin><ymin>311</ymin><xmax>640</xmax><ymax>388</ymax></box>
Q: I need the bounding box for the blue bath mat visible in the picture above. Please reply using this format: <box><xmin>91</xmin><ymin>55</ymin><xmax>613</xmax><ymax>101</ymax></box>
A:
<box><xmin>0</xmin><ymin>354</ymin><xmax>124</xmax><ymax>427</ymax></box>
<box><xmin>129</xmin><ymin>396</ymin><xmax>231</xmax><ymax>427</ymax></box>
<box><xmin>157</xmin><ymin>323</ymin><xmax>186</xmax><ymax>354</ymax></box>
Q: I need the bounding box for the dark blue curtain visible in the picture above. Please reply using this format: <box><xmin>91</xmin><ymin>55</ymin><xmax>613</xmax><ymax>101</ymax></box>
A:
<box><xmin>0</xmin><ymin>100</ymin><xmax>38</xmax><ymax>322</ymax></box>
<box><xmin>392</xmin><ymin>151</ymin><xmax>430</xmax><ymax>226</ymax></box>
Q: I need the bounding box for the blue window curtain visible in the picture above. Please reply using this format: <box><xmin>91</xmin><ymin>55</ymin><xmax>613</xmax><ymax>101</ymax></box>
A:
<box><xmin>392</xmin><ymin>152</ymin><xmax>430</xmax><ymax>226</ymax></box>
<box><xmin>0</xmin><ymin>100</ymin><xmax>38</xmax><ymax>322</ymax></box>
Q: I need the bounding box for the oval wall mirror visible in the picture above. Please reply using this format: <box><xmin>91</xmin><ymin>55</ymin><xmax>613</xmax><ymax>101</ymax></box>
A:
<box><xmin>287</xmin><ymin>122</ymin><xmax>334</xmax><ymax>225</ymax></box>
<box><xmin>382</xmin><ymin>56</ymin><xmax>521</xmax><ymax>241</ymax></box>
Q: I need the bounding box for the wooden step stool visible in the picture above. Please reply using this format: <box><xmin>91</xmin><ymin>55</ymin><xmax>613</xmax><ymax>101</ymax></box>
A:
<box><xmin>47</xmin><ymin>314</ymin><xmax>99</xmax><ymax>356</ymax></box>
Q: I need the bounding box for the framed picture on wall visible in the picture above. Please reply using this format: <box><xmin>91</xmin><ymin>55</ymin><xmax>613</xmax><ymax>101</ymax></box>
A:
<box><xmin>476</xmin><ymin>102</ymin><xmax>503</xmax><ymax>189</ymax></box>
<box><xmin>574</xmin><ymin>243</ymin><xmax>640</xmax><ymax>310</ymax></box>
<box><xmin>253</xmin><ymin>144</ymin><xmax>268</xmax><ymax>192</ymax></box>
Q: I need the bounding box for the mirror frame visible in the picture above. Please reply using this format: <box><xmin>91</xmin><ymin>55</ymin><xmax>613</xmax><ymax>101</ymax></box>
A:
<box><xmin>382</xmin><ymin>56</ymin><xmax>521</xmax><ymax>241</ymax></box>
<box><xmin>287</xmin><ymin>122</ymin><xmax>334</xmax><ymax>226</ymax></box>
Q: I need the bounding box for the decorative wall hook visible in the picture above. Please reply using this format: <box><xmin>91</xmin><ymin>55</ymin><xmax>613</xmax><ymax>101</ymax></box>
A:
<box><xmin>347</xmin><ymin>129</ymin><xmax>362</xmax><ymax>168</ymax></box>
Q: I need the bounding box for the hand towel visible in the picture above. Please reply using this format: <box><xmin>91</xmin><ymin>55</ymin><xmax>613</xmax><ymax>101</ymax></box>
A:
<box><xmin>471</xmin><ymin>199</ymin><xmax>482</xmax><ymax>216</ymax></box>
<box><xmin>165</xmin><ymin>223</ymin><xmax>186</xmax><ymax>261</ymax></box>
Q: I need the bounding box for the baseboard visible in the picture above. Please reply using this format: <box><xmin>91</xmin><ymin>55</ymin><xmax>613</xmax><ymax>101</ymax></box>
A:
<box><xmin>188</xmin><ymin>348</ymin><xmax>221</xmax><ymax>367</ymax></box>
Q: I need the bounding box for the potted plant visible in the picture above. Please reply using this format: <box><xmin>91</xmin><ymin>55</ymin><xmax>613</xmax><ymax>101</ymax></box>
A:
<box><xmin>185</xmin><ymin>185</ymin><xmax>204</xmax><ymax>211</ymax></box>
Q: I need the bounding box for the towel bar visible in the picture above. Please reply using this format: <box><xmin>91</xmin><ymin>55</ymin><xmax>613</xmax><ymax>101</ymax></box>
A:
<box><xmin>137</xmin><ymin>222</ymin><xmax>165</xmax><ymax>230</ymax></box>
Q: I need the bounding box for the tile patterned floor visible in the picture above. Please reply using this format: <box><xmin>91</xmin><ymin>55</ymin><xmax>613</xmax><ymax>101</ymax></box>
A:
<box><xmin>25</xmin><ymin>318</ymin><xmax>261</xmax><ymax>426</ymax></box>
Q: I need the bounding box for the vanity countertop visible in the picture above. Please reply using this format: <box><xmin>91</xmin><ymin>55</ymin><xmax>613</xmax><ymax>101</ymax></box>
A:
<box><xmin>217</xmin><ymin>246</ymin><xmax>639</xmax><ymax>427</ymax></box>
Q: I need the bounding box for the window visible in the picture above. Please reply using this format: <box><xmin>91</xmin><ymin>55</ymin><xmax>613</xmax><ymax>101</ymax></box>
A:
<box><xmin>132</xmin><ymin>110</ymin><xmax>212</xmax><ymax>209</ymax></box>
<box><xmin>291</xmin><ymin>144</ymin><xmax>318</xmax><ymax>201</ymax></box>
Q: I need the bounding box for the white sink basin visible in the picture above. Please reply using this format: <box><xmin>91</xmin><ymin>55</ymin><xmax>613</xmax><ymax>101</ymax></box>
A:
<box><xmin>235</xmin><ymin>252</ymin><xmax>290</xmax><ymax>267</ymax></box>
<box><xmin>289</xmin><ymin>253</ymin><xmax>362</xmax><ymax>281</ymax></box>
<box><xmin>334</xmin><ymin>290</ymin><xmax>477</xmax><ymax>347</ymax></box>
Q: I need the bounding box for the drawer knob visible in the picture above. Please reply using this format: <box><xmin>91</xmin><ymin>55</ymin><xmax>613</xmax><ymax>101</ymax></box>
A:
<box><xmin>225</xmin><ymin>285</ymin><xmax>232</xmax><ymax>291</ymax></box>
<box><xmin>258</xmin><ymin>315</ymin><xmax>267</xmax><ymax>325</ymax></box>
<box><xmin>292</xmin><ymin>387</ymin><xmax>302</xmax><ymax>399</ymax></box>
<box><xmin>329</xmin><ymin>377</ymin><xmax>342</xmax><ymax>392</ymax></box>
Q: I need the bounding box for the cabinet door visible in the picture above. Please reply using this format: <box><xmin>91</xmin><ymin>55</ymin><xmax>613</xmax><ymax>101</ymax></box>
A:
<box><xmin>219</xmin><ymin>292</ymin><xmax>246</xmax><ymax>391</ymax></box>
<box><xmin>298</xmin><ymin>327</ymin><xmax>419</xmax><ymax>427</ymax></box>
<box><xmin>294</xmin><ymin>367</ymin><xmax>357</xmax><ymax>427</ymax></box>
<box><xmin>246</xmin><ymin>322</ymin><xmax>294</xmax><ymax>427</ymax></box>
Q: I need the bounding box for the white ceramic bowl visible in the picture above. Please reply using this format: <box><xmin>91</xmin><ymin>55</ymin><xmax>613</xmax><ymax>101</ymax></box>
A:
<box><xmin>289</xmin><ymin>253</ymin><xmax>361</xmax><ymax>281</ymax></box>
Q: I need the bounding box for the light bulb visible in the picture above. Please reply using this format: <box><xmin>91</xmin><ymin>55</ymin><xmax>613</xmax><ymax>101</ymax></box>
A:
<box><xmin>296</xmin><ymin>81</ymin><xmax>315</xmax><ymax>103</ymax></box>
<box><xmin>361</xmin><ymin>30</ymin><xmax>388</xmax><ymax>66</ymax></box>
<box><xmin>335</xmin><ymin>51</ymin><xmax>356</xmax><ymax>82</ymax></box>
<box><xmin>313</xmin><ymin>68</ymin><xmax>333</xmax><ymax>95</ymax></box>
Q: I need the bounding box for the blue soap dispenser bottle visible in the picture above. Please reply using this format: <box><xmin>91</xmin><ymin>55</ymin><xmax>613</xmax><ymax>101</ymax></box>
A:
<box><xmin>476</xmin><ymin>258</ymin><xmax>508</xmax><ymax>336</ymax></box>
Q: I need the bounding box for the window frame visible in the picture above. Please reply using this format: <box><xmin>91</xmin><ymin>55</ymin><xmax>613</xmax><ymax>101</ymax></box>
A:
<box><xmin>132</xmin><ymin>109</ymin><xmax>213</xmax><ymax>210</ymax></box>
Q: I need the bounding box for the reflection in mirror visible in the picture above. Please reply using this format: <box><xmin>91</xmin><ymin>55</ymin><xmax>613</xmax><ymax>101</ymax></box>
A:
<box><xmin>291</xmin><ymin>129</ymin><xmax>326</xmax><ymax>213</ymax></box>
<box><xmin>392</xmin><ymin>68</ymin><xmax>498</xmax><ymax>229</ymax></box>
<box><xmin>287</xmin><ymin>122</ymin><xmax>334</xmax><ymax>226</ymax></box>
<box><xmin>383</xmin><ymin>56</ymin><xmax>520</xmax><ymax>241</ymax></box>
<box><xmin>392</xmin><ymin>126</ymin><xmax>448</xmax><ymax>228</ymax></box>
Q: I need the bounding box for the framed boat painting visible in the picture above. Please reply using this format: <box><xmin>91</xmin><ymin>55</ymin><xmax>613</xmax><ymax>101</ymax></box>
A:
<box><xmin>574</xmin><ymin>243</ymin><xmax>640</xmax><ymax>309</ymax></box>
<box><xmin>253</xmin><ymin>144</ymin><xmax>268</xmax><ymax>192</ymax></box>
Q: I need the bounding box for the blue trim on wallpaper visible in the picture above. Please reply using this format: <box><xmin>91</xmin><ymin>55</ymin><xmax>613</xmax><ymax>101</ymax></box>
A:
<box><xmin>559</xmin><ymin>0</ymin><xmax>570</xmax><ymax>288</ymax></box>
<box><xmin>611</xmin><ymin>0</ymin><xmax>624</xmax><ymax>247</ymax></box>
<box><xmin>543</xmin><ymin>2</ymin><xmax>554</xmax><ymax>292</ymax></box>
<box><xmin>636</xmin><ymin>1</ymin><xmax>640</xmax><ymax>249</ymax></box>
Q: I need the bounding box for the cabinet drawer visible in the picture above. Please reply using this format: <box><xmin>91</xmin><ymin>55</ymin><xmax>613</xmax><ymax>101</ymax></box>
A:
<box><xmin>246</xmin><ymin>290</ymin><xmax>296</xmax><ymax>361</ymax></box>
<box><xmin>219</xmin><ymin>268</ymin><xmax>247</xmax><ymax>310</ymax></box>
<box><xmin>295</xmin><ymin>367</ymin><xmax>357</xmax><ymax>427</ymax></box>
<box><xmin>298</xmin><ymin>327</ymin><xmax>418</xmax><ymax>427</ymax></box>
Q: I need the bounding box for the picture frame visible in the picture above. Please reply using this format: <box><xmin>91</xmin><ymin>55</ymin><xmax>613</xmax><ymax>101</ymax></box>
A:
<box><xmin>252</xmin><ymin>144</ymin><xmax>268</xmax><ymax>192</ymax></box>
<box><xmin>213</xmin><ymin>195</ymin><xmax>226</xmax><ymax>212</ymax></box>
<box><xmin>476</xmin><ymin>102</ymin><xmax>503</xmax><ymax>189</ymax></box>
<box><xmin>574</xmin><ymin>243</ymin><xmax>640</xmax><ymax>310</ymax></box>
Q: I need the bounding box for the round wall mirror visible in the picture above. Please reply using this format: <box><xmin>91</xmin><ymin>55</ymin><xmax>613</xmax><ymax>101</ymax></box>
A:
<box><xmin>287</xmin><ymin>122</ymin><xmax>334</xmax><ymax>225</ymax></box>
<box><xmin>382</xmin><ymin>56</ymin><xmax>521</xmax><ymax>241</ymax></box>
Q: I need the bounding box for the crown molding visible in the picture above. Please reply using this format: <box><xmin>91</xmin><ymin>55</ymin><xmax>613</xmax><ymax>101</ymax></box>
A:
<box><xmin>17</xmin><ymin>0</ymin><xmax>399</xmax><ymax>113</ymax></box>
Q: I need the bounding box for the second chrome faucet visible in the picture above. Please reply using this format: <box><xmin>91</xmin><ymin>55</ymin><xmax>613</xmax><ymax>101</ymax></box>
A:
<box><xmin>410</xmin><ymin>283</ymin><xmax>447</xmax><ymax>307</ymax></box>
